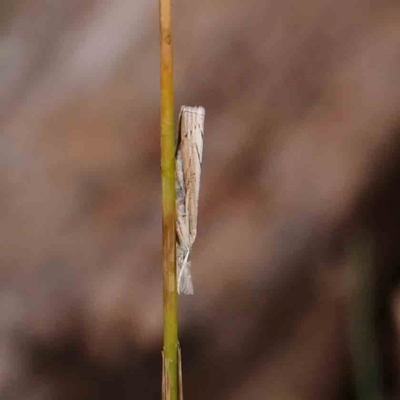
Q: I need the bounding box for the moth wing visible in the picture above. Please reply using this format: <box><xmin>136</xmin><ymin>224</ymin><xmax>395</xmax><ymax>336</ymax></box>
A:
<box><xmin>180</xmin><ymin>108</ymin><xmax>204</xmax><ymax>246</ymax></box>
<box><xmin>175</xmin><ymin>148</ymin><xmax>190</xmax><ymax>248</ymax></box>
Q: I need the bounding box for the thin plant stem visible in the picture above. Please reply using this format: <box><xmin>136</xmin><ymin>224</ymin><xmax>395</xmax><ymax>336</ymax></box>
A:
<box><xmin>159</xmin><ymin>0</ymin><xmax>178</xmax><ymax>398</ymax></box>
<box><xmin>348</xmin><ymin>233</ymin><xmax>383</xmax><ymax>400</ymax></box>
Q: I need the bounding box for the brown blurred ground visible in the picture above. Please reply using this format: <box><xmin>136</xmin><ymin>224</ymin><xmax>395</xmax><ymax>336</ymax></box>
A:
<box><xmin>1</xmin><ymin>0</ymin><xmax>400</xmax><ymax>399</ymax></box>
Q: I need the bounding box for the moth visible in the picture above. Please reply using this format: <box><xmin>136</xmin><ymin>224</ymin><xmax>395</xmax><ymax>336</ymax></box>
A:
<box><xmin>175</xmin><ymin>106</ymin><xmax>205</xmax><ymax>295</ymax></box>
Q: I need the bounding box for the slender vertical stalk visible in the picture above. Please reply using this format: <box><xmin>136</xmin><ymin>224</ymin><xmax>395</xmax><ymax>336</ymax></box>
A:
<box><xmin>348</xmin><ymin>233</ymin><xmax>383</xmax><ymax>400</ymax></box>
<box><xmin>159</xmin><ymin>0</ymin><xmax>178</xmax><ymax>399</ymax></box>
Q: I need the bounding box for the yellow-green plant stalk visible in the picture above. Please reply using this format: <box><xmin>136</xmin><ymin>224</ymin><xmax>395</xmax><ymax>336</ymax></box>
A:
<box><xmin>159</xmin><ymin>0</ymin><xmax>178</xmax><ymax>398</ymax></box>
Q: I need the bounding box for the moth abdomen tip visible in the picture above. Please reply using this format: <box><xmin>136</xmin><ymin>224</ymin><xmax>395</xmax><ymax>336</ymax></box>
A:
<box><xmin>181</xmin><ymin>105</ymin><xmax>205</xmax><ymax>116</ymax></box>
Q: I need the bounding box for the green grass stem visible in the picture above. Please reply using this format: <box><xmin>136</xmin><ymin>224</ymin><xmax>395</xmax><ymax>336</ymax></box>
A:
<box><xmin>159</xmin><ymin>0</ymin><xmax>178</xmax><ymax>398</ymax></box>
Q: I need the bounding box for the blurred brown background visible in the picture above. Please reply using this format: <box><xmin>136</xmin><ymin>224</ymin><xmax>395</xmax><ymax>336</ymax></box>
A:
<box><xmin>1</xmin><ymin>0</ymin><xmax>400</xmax><ymax>399</ymax></box>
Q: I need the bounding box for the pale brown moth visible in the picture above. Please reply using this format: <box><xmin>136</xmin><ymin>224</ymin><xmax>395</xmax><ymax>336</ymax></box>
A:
<box><xmin>175</xmin><ymin>106</ymin><xmax>205</xmax><ymax>295</ymax></box>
